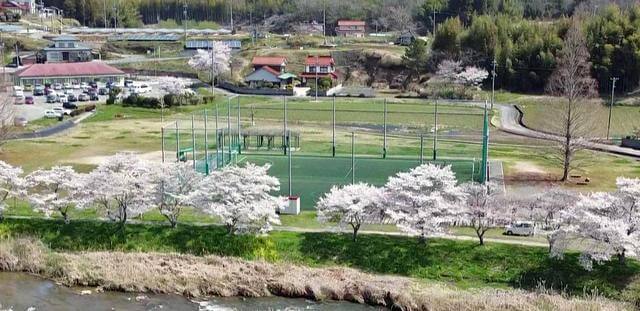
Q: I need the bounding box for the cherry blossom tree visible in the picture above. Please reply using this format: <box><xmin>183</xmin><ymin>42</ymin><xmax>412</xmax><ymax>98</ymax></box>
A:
<box><xmin>188</xmin><ymin>42</ymin><xmax>231</xmax><ymax>95</ymax></box>
<box><xmin>384</xmin><ymin>164</ymin><xmax>466</xmax><ymax>242</ymax></box>
<box><xmin>194</xmin><ymin>163</ymin><xmax>282</xmax><ymax>234</ymax></box>
<box><xmin>316</xmin><ymin>183</ymin><xmax>385</xmax><ymax>241</ymax></box>
<box><xmin>551</xmin><ymin>177</ymin><xmax>640</xmax><ymax>270</ymax></box>
<box><xmin>530</xmin><ymin>189</ymin><xmax>578</xmax><ymax>252</ymax></box>
<box><xmin>80</xmin><ymin>153</ymin><xmax>154</xmax><ymax>227</ymax></box>
<box><xmin>0</xmin><ymin>161</ymin><xmax>23</xmax><ymax>221</ymax></box>
<box><xmin>159</xmin><ymin>76</ymin><xmax>189</xmax><ymax>95</ymax></box>
<box><xmin>25</xmin><ymin>166</ymin><xmax>83</xmax><ymax>224</ymax></box>
<box><xmin>456</xmin><ymin>66</ymin><xmax>489</xmax><ymax>88</ymax></box>
<box><xmin>435</xmin><ymin>59</ymin><xmax>462</xmax><ymax>83</ymax></box>
<box><xmin>151</xmin><ymin>162</ymin><xmax>202</xmax><ymax>228</ymax></box>
<box><xmin>461</xmin><ymin>182</ymin><xmax>511</xmax><ymax>245</ymax></box>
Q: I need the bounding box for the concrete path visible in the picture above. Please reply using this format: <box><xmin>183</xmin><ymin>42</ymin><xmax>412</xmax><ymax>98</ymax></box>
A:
<box><xmin>497</xmin><ymin>104</ymin><xmax>640</xmax><ymax>158</ymax></box>
<box><xmin>11</xmin><ymin>111</ymin><xmax>94</xmax><ymax>140</ymax></box>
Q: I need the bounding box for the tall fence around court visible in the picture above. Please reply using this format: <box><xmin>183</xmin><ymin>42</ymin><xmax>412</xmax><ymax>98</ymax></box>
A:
<box><xmin>162</xmin><ymin>96</ymin><xmax>491</xmax><ymax>183</ymax></box>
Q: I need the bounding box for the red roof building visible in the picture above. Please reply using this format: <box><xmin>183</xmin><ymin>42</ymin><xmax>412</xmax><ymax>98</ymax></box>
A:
<box><xmin>251</xmin><ymin>56</ymin><xmax>287</xmax><ymax>73</ymax></box>
<box><xmin>336</xmin><ymin>20</ymin><xmax>366</xmax><ymax>37</ymax></box>
<box><xmin>300</xmin><ymin>55</ymin><xmax>338</xmax><ymax>81</ymax></box>
<box><xmin>15</xmin><ymin>61</ymin><xmax>125</xmax><ymax>85</ymax></box>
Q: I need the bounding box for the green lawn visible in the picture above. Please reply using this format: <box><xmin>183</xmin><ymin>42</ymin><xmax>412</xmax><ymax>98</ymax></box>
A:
<box><xmin>0</xmin><ymin>217</ymin><xmax>638</xmax><ymax>301</ymax></box>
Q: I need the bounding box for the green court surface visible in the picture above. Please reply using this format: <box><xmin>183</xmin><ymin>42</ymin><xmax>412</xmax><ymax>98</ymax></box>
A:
<box><xmin>238</xmin><ymin>153</ymin><xmax>480</xmax><ymax>210</ymax></box>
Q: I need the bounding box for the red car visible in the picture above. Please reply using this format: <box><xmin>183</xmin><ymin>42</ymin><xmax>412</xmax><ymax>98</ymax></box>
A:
<box><xmin>25</xmin><ymin>96</ymin><xmax>34</xmax><ymax>105</ymax></box>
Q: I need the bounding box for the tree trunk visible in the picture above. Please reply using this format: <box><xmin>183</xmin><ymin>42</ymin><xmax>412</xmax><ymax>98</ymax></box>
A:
<box><xmin>62</xmin><ymin>212</ymin><xmax>70</xmax><ymax>224</ymax></box>
<box><xmin>352</xmin><ymin>224</ymin><xmax>360</xmax><ymax>242</ymax></box>
<box><xmin>477</xmin><ymin>232</ymin><xmax>484</xmax><ymax>245</ymax></box>
<box><xmin>618</xmin><ymin>251</ymin><xmax>626</xmax><ymax>265</ymax></box>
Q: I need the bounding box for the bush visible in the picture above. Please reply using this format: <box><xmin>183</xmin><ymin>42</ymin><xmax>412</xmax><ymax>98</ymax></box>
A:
<box><xmin>122</xmin><ymin>94</ymin><xmax>161</xmax><ymax>108</ymax></box>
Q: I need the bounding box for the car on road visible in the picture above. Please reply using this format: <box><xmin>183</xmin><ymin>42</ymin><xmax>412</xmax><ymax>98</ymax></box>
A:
<box><xmin>63</xmin><ymin>102</ymin><xmax>78</xmax><ymax>109</ymax></box>
<box><xmin>130</xmin><ymin>83</ymin><xmax>151</xmax><ymax>94</ymax></box>
<box><xmin>504</xmin><ymin>221</ymin><xmax>535</xmax><ymax>236</ymax></box>
<box><xmin>68</xmin><ymin>94</ymin><xmax>78</xmax><ymax>102</ymax></box>
<box><xmin>44</xmin><ymin>110</ymin><xmax>62</xmax><ymax>118</ymax></box>
<box><xmin>25</xmin><ymin>96</ymin><xmax>34</xmax><ymax>105</ymax></box>
<box><xmin>13</xmin><ymin>116</ymin><xmax>27</xmax><ymax>127</ymax></box>
<box><xmin>124</xmin><ymin>80</ymin><xmax>134</xmax><ymax>87</ymax></box>
<box><xmin>78</xmin><ymin>93</ymin><xmax>89</xmax><ymax>101</ymax></box>
<box><xmin>64</xmin><ymin>82</ymin><xmax>73</xmax><ymax>89</ymax></box>
<box><xmin>53</xmin><ymin>83</ymin><xmax>63</xmax><ymax>90</ymax></box>
<box><xmin>46</xmin><ymin>94</ymin><xmax>58</xmax><ymax>103</ymax></box>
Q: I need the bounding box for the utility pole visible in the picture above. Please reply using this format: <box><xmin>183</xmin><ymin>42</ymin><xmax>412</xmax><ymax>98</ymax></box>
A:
<box><xmin>491</xmin><ymin>59</ymin><xmax>497</xmax><ymax>110</ymax></box>
<box><xmin>191</xmin><ymin>114</ymin><xmax>196</xmax><ymax>170</ymax></box>
<box><xmin>112</xmin><ymin>4</ymin><xmax>117</xmax><ymax>31</ymax></box>
<box><xmin>607</xmin><ymin>77</ymin><xmax>618</xmax><ymax>141</ymax></box>
<box><xmin>204</xmin><ymin>109</ymin><xmax>209</xmax><ymax>174</ymax></box>
<box><xmin>237</xmin><ymin>96</ymin><xmax>241</xmax><ymax>154</ymax></box>
<box><xmin>183</xmin><ymin>2</ymin><xmax>187</xmax><ymax>42</ymax></box>
<box><xmin>283</xmin><ymin>95</ymin><xmax>288</xmax><ymax>155</ymax></box>
<box><xmin>210</xmin><ymin>42</ymin><xmax>215</xmax><ymax>95</ymax></box>
<box><xmin>288</xmin><ymin>129</ymin><xmax>292</xmax><ymax>196</ymax></box>
<box><xmin>230</xmin><ymin>1</ymin><xmax>234</xmax><ymax>33</ymax></box>
<box><xmin>332</xmin><ymin>95</ymin><xmax>336</xmax><ymax>157</ymax></box>
<box><xmin>322</xmin><ymin>0</ymin><xmax>327</xmax><ymax>45</ymax></box>
<box><xmin>383</xmin><ymin>98</ymin><xmax>387</xmax><ymax>158</ymax></box>
<box><xmin>433</xmin><ymin>99</ymin><xmax>438</xmax><ymax>160</ymax></box>
<box><xmin>420</xmin><ymin>134</ymin><xmax>424</xmax><ymax>164</ymax></box>
<box><xmin>315</xmin><ymin>55</ymin><xmax>319</xmax><ymax>101</ymax></box>
<box><xmin>103</xmin><ymin>0</ymin><xmax>107</xmax><ymax>28</ymax></box>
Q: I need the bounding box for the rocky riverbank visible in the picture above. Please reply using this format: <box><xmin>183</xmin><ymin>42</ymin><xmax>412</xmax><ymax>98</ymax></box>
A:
<box><xmin>0</xmin><ymin>237</ymin><xmax>629</xmax><ymax>310</ymax></box>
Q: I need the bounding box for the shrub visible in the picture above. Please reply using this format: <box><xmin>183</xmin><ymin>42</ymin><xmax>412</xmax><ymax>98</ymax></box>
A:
<box><xmin>122</xmin><ymin>94</ymin><xmax>161</xmax><ymax>108</ymax></box>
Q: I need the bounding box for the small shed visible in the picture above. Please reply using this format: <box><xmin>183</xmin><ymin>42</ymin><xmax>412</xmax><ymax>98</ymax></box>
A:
<box><xmin>396</xmin><ymin>30</ymin><xmax>417</xmax><ymax>46</ymax></box>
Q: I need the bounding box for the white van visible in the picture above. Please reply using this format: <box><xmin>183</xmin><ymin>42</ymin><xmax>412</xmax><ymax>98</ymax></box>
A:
<box><xmin>504</xmin><ymin>221</ymin><xmax>535</xmax><ymax>236</ymax></box>
<box><xmin>130</xmin><ymin>83</ymin><xmax>151</xmax><ymax>94</ymax></box>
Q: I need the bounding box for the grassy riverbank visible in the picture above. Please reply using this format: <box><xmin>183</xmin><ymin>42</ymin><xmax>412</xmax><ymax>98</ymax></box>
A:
<box><xmin>0</xmin><ymin>218</ymin><xmax>638</xmax><ymax>303</ymax></box>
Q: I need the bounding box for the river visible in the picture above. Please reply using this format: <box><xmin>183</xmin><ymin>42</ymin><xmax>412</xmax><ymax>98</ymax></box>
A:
<box><xmin>0</xmin><ymin>272</ymin><xmax>384</xmax><ymax>310</ymax></box>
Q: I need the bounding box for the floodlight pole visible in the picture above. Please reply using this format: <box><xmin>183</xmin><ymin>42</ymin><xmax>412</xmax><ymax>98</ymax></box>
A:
<box><xmin>283</xmin><ymin>95</ymin><xmax>288</xmax><ymax>155</ymax></box>
<box><xmin>351</xmin><ymin>132</ymin><xmax>355</xmax><ymax>184</ymax></box>
<box><xmin>607</xmin><ymin>77</ymin><xmax>618</xmax><ymax>141</ymax></box>
<box><xmin>175</xmin><ymin>121</ymin><xmax>180</xmax><ymax>163</ymax></box>
<box><xmin>237</xmin><ymin>96</ymin><xmax>241</xmax><ymax>154</ymax></box>
<box><xmin>433</xmin><ymin>99</ymin><xmax>438</xmax><ymax>161</ymax></box>
<box><xmin>420</xmin><ymin>134</ymin><xmax>424</xmax><ymax>164</ymax></box>
<box><xmin>491</xmin><ymin>59</ymin><xmax>497</xmax><ymax>110</ymax></box>
<box><xmin>288</xmin><ymin>130</ymin><xmax>292</xmax><ymax>196</ymax></box>
<box><xmin>216</xmin><ymin>101</ymin><xmax>221</xmax><ymax>166</ymax></box>
<box><xmin>383</xmin><ymin>98</ymin><xmax>387</xmax><ymax>159</ymax></box>
<box><xmin>204</xmin><ymin>109</ymin><xmax>209</xmax><ymax>174</ymax></box>
<box><xmin>332</xmin><ymin>95</ymin><xmax>336</xmax><ymax>157</ymax></box>
<box><xmin>227</xmin><ymin>97</ymin><xmax>231</xmax><ymax>156</ymax></box>
<box><xmin>161</xmin><ymin>126</ymin><xmax>165</xmax><ymax>163</ymax></box>
<box><xmin>191</xmin><ymin>115</ymin><xmax>196</xmax><ymax>170</ymax></box>
<box><xmin>480</xmin><ymin>101</ymin><xmax>489</xmax><ymax>184</ymax></box>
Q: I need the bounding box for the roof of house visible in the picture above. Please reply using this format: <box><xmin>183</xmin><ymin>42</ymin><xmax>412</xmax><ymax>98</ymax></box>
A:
<box><xmin>337</xmin><ymin>20</ymin><xmax>365</xmax><ymax>26</ymax></box>
<box><xmin>244</xmin><ymin>66</ymin><xmax>282</xmax><ymax>82</ymax></box>
<box><xmin>299</xmin><ymin>72</ymin><xmax>338</xmax><ymax>79</ymax></box>
<box><xmin>16</xmin><ymin>62</ymin><xmax>125</xmax><ymax>78</ymax></box>
<box><xmin>52</xmin><ymin>35</ymin><xmax>79</xmax><ymax>41</ymax></box>
<box><xmin>251</xmin><ymin>56</ymin><xmax>287</xmax><ymax>67</ymax></box>
<box><xmin>278</xmin><ymin>72</ymin><xmax>297</xmax><ymax>80</ymax></box>
<box><xmin>305</xmin><ymin>55</ymin><xmax>334</xmax><ymax>66</ymax></box>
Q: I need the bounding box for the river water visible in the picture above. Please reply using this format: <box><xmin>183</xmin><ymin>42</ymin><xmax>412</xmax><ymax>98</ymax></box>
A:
<box><xmin>0</xmin><ymin>272</ymin><xmax>383</xmax><ymax>311</ymax></box>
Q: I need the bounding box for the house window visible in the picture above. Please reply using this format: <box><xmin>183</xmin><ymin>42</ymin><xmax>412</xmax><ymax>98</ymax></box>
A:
<box><xmin>308</xmin><ymin>66</ymin><xmax>316</xmax><ymax>73</ymax></box>
<box><xmin>319</xmin><ymin>66</ymin><xmax>328</xmax><ymax>73</ymax></box>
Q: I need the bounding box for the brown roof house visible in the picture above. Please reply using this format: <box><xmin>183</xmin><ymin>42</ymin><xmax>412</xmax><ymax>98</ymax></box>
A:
<box><xmin>336</xmin><ymin>20</ymin><xmax>366</xmax><ymax>37</ymax></box>
<box><xmin>299</xmin><ymin>55</ymin><xmax>338</xmax><ymax>87</ymax></box>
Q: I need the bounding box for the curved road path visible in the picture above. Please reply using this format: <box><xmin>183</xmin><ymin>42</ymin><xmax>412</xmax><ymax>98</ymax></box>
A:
<box><xmin>497</xmin><ymin>104</ymin><xmax>640</xmax><ymax>158</ymax></box>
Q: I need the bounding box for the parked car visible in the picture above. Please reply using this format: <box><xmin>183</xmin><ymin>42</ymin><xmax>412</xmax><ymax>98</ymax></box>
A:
<box><xmin>13</xmin><ymin>116</ymin><xmax>27</xmax><ymax>127</ymax></box>
<box><xmin>44</xmin><ymin>87</ymin><xmax>53</xmax><ymax>95</ymax></box>
<box><xmin>98</xmin><ymin>87</ymin><xmax>109</xmax><ymax>95</ymax></box>
<box><xmin>12</xmin><ymin>85</ymin><xmax>23</xmax><ymax>92</ymax></box>
<box><xmin>89</xmin><ymin>93</ymin><xmax>99</xmax><ymax>101</ymax></box>
<box><xmin>14</xmin><ymin>90</ymin><xmax>24</xmax><ymax>97</ymax></box>
<box><xmin>63</xmin><ymin>102</ymin><xmax>77</xmax><ymax>109</ymax></box>
<box><xmin>23</xmin><ymin>84</ymin><xmax>33</xmax><ymax>92</ymax></box>
<box><xmin>504</xmin><ymin>221</ymin><xmax>535</xmax><ymax>236</ymax></box>
<box><xmin>58</xmin><ymin>94</ymin><xmax>69</xmax><ymax>104</ymax></box>
<box><xmin>89</xmin><ymin>81</ymin><xmax>98</xmax><ymax>88</ymax></box>
<box><xmin>78</xmin><ymin>93</ymin><xmax>89</xmax><ymax>101</ymax></box>
<box><xmin>53</xmin><ymin>83</ymin><xmax>63</xmax><ymax>90</ymax></box>
<box><xmin>71</xmin><ymin>82</ymin><xmax>80</xmax><ymax>89</ymax></box>
<box><xmin>44</xmin><ymin>110</ymin><xmax>61</xmax><ymax>118</ymax></box>
<box><xmin>80</xmin><ymin>82</ymin><xmax>88</xmax><ymax>89</ymax></box>
<box><xmin>124</xmin><ymin>80</ymin><xmax>134</xmax><ymax>87</ymax></box>
<box><xmin>52</xmin><ymin>107</ymin><xmax>69</xmax><ymax>116</ymax></box>
<box><xmin>63</xmin><ymin>82</ymin><xmax>72</xmax><ymax>89</ymax></box>
<box><xmin>14</xmin><ymin>96</ymin><xmax>24</xmax><ymax>105</ymax></box>
<box><xmin>33</xmin><ymin>88</ymin><xmax>45</xmax><ymax>96</ymax></box>
<box><xmin>130</xmin><ymin>84</ymin><xmax>151</xmax><ymax>94</ymax></box>
<box><xmin>64</xmin><ymin>88</ymin><xmax>73</xmax><ymax>95</ymax></box>
<box><xmin>25</xmin><ymin>96</ymin><xmax>34</xmax><ymax>105</ymax></box>
<box><xmin>68</xmin><ymin>94</ymin><xmax>78</xmax><ymax>102</ymax></box>
<box><xmin>46</xmin><ymin>94</ymin><xmax>58</xmax><ymax>103</ymax></box>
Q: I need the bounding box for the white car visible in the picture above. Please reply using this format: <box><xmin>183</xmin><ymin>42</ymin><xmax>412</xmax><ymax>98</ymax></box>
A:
<box><xmin>12</xmin><ymin>85</ymin><xmax>23</xmax><ymax>92</ymax></box>
<box><xmin>44</xmin><ymin>110</ymin><xmax>62</xmax><ymax>118</ymax></box>
<box><xmin>64</xmin><ymin>88</ymin><xmax>73</xmax><ymax>95</ymax></box>
<box><xmin>58</xmin><ymin>94</ymin><xmax>69</xmax><ymax>104</ymax></box>
<box><xmin>72</xmin><ymin>82</ymin><xmax>81</xmax><ymax>89</ymax></box>
<box><xmin>130</xmin><ymin>83</ymin><xmax>151</xmax><ymax>94</ymax></box>
<box><xmin>80</xmin><ymin>82</ymin><xmax>88</xmax><ymax>88</ymax></box>
<box><xmin>52</xmin><ymin>107</ymin><xmax>69</xmax><ymax>116</ymax></box>
<box><xmin>14</xmin><ymin>90</ymin><xmax>24</xmax><ymax>97</ymax></box>
<box><xmin>64</xmin><ymin>82</ymin><xmax>72</xmax><ymax>89</ymax></box>
<box><xmin>504</xmin><ymin>221</ymin><xmax>535</xmax><ymax>236</ymax></box>
<box><xmin>53</xmin><ymin>83</ymin><xmax>63</xmax><ymax>90</ymax></box>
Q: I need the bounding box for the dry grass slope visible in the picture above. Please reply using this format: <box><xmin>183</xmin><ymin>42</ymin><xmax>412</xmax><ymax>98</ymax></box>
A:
<box><xmin>0</xmin><ymin>237</ymin><xmax>629</xmax><ymax>311</ymax></box>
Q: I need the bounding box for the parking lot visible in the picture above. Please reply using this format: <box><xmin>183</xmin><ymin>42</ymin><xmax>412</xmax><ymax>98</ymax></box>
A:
<box><xmin>13</xmin><ymin>85</ymin><xmax>109</xmax><ymax>122</ymax></box>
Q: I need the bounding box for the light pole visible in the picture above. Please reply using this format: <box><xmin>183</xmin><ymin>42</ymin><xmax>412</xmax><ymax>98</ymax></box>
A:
<box><xmin>607</xmin><ymin>77</ymin><xmax>618</xmax><ymax>141</ymax></box>
<box><xmin>491</xmin><ymin>59</ymin><xmax>497</xmax><ymax>110</ymax></box>
<box><xmin>183</xmin><ymin>2</ymin><xmax>187</xmax><ymax>42</ymax></box>
<box><xmin>315</xmin><ymin>55</ymin><xmax>319</xmax><ymax>101</ymax></box>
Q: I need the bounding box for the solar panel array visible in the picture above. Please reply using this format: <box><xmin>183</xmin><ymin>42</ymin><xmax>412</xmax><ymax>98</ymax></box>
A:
<box><xmin>185</xmin><ymin>40</ymin><xmax>242</xmax><ymax>49</ymax></box>
<box><xmin>108</xmin><ymin>34</ymin><xmax>182</xmax><ymax>41</ymax></box>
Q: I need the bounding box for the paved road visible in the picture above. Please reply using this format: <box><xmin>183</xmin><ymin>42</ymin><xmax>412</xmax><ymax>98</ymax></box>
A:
<box><xmin>11</xmin><ymin>111</ymin><xmax>94</xmax><ymax>140</ymax></box>
<box><xmin>497</xmin><ymin>104</ymin><xmax>640</xmax><ymax>158</ymax></box>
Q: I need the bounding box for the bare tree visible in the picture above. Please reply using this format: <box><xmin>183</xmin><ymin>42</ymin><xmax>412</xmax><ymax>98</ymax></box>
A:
<box><xmin>0</xmin><ymin>84</ymin><xmax>15</xmax><ymax>150</ymax></box>
<box><xmin>545</xmin><ymin>21</ymin><xmax>598</xmax><ymax>182</ymax></box>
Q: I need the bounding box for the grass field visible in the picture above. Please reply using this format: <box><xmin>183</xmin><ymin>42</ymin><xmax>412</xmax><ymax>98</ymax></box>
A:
<box><xmin>1</xmin><ymin>217</ymin><xmax>638</xmax><ymax>300</ymax></box>
<box><xmin>238</xmin><ymin>154</ymin><xmax>480</xmax><ymax>210</ymax></box>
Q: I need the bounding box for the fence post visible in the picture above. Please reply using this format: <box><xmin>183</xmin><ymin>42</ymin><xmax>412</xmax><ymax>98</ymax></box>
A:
<box><xmin>332</xmin><ymin>95</ymin><xmax>336</xmax><ymax>157</ymax></box>
<box><xmin>383</xmin><ymin>98</ymin><xmax>387</xmax><ymax>159</ymax></box>
<box><xmin>237</xmin><ymin>96</ymin><xmax>241</xmax><ymax>154</ymax></box>
<box><xmin>191</xmin><ymin>114</ymin><xmax>196</xmax><ymax>170</ymax></box>
<box><xmin>175</xmin><ymin>121</ymin><xmax>180</xmax><ymax>163</ymax></box>
<box><xmin>351</xmin><ymin>132</ymin><xmax>355</xmax><ymax>184</ymax></box>
<box><xmin>433</xmin><ymin>99</ymin><xmax>438</xmax><ymax>161</ymax></box>
<box><xmin>204</xmin><ymin>109</ymin><xmax>209</xmax><ymax>174</ymax></box>
<box><xmin>161</xmin><ymin>126</ymin><xmax>165</xmax><ymax>163</ymax></box>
